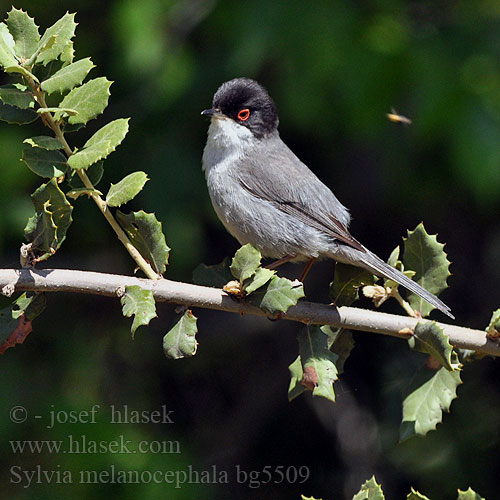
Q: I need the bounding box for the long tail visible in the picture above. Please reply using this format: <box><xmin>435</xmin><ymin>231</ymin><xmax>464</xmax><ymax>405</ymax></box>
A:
<box><xmin>356</xmin><ymin>249</ymin><xmax>454</xmax><ymax>319</ymax></box>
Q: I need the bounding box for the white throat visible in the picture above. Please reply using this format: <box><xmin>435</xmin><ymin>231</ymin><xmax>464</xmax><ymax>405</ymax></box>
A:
<box><xmin>202</xmin><ymin>117</ymin><xmax>255</xmax><ymax>173</ymax></box>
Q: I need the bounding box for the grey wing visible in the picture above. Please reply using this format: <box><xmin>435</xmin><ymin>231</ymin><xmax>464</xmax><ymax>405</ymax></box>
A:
<box><xmin>237</xmin><ymin>137</ymin><xmax>366</xmax><ymax>252</ymax></box>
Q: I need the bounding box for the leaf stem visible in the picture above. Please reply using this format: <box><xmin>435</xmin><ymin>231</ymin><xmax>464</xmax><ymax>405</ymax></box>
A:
<box><xmin>391</xmin><ymin>288</ymin><xmax>417</xmax><ymax>317</ymax></box>
<box><xmin>27</xmin><ymin>77</ymin><xmax>160</xmax><ymax>280</ymax></box>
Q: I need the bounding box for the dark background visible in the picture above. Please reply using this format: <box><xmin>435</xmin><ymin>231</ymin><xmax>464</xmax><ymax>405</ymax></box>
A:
<box><xmin>1</xmin><ymin>1</ymin><xmax>499</xmax><ymax>498</ymax></box>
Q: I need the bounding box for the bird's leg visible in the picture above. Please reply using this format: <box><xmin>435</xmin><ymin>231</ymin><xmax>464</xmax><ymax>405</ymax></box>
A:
<box><xmin>265</xmin><ymin>254</ymin><xmax>297</xmax><ymax>270</ymax></box>
<box><xmin>298</xmin><ymin>257</ymin><xmax>316</xmax><ymax>282</ymax></box>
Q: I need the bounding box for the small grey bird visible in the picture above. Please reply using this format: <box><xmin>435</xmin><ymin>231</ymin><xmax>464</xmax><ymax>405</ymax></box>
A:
<box><xmin>201</xmin><ymin>78</ymin><xmax>453</xmax><ymax>319</ymax></box>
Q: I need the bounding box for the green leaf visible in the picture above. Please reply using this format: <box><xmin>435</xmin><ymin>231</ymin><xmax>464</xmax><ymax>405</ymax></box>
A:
<box><xmin>0</xmin><ymin>101</ymin><xmax>38</xmax><ymax>124</ymax></box>
<box><xmin>163</xmin><ymin>309</ymin><xmax>198</xmax><ymax>359</ymax></box>
<box><xmin>0</xmin><ymin>22</ymin><xmax>18</xmax><ymax>68</ymax></box>
<box><xmin>35</xmin><ymin>12</ymin><xmax>77</xmax><ymax>66</ymax></box>
<box><xmin>106</xmin><ymin>171</ymin><xmax>149</xmax><ymax>207</ymax></box>
<box><xmin>457</xmin><ymin>487</ymin><xmax>485</xmax><ymax>500</ymax></box>
<box><xmin>247</xmin><ymin>275</ymin><xmax>304</xmax><ymax>315</ymax></box>
<box><xmin>409</xmin><ymin>321</ymin><xmax>459</xmax><ymax>371</ymax></box>
<box><xmin>402</xmin><ymin>223</ymin><xmax>451</xmax><ymax>317</ymax></box>
<box><xmin>120</xmin><ymin>285</ymin><xmax>156</xmax><ymax>338</ymax></box>
<box><xmin>230</xmin><ymin>244</ymin><xmax>262</xmax><ymax>283</ymax></box>
<box><xmin>325</xmin><ymin>327</ymin><xmax>354</xmax><ymax>375</ymax></box>
<box><xmin>0</xmin><ymin>84</ymin><xmax>35</xmax><ymax>108</ymax></box>
<box><xmin>41</xmin><ymin>57</ymin><xmax>95</xmax><ymax>94</ymax></box>
<box><xmin>352</xmin><ymin>476</ymin><xmax>385</xmax><ymax>500</ymax></box>
<box><xmin>243</xmin><ymin>267</ymin><xmax>275</xmax><ymax>294</ymax></box>
<box><xmin>24</xmin><ymin>178</ymin><xmax>73</xmax><ymax>262</ymax></box>
<box><xmin>12</xmin><ymin>292</ymin><xmax>47</xmax><ymax>321</ymax></box>
<box><xmin>56</xmin><ymin>77</ymin><xmax>112</xmax><ymax>125</ymax></box>
<box><xmin>301</xmin><ymin>496</ymin><xmax>322</xmax><ymax>500</ymax></box>
<box><xmin>384</xmin><ymin>245</ymin><xmax>416</xmax><ymax>288</ymax></box>
<box><xmin>288</xmin><ymin>325</ymin><xmax>338</xmax><ymax>403</ymax></box>
<box><xmin>63</xmin><ymin>122</ymin><xmax>85</xmax><ymax>134</ymax></box>
<box><xmin>400</xmin><ymin>357</ymin><xmax>462</xmax><ymax>440</ymax></box>
<box><xmin>330</xmin><ymin>263</ymin><xmax>376</xmax><ymax>306</ymax></box>
<box><xmin>192</xmin><ymin>258</ymin><xmax>233</xmax><ymax>288</ymax></box>
<box><xmin>24</xmin><ymin>136</ymin><xmax>63</xmax><ymax>150</ymax></box>
<box><xmin>6</xmin><ymin>7</ymin><xmax>40</xmax><ymax>60</ymax></box>
<box><xmin>116</xmin><ymin>210</ymin><xmax>170</xmax><ymax>275</ymax></box>
<box><xmin>22</xmin><ymin>147</ymin><xmax>67</xmax><ymax>178</ymax></box>
<box><xmin>407</xmin><ymin>487</ymin><xmax>431</xmax><ymax>500</ymax></box>
<box><xmin>61</xmin><ymin>123</ymin><xmax>85</xmax><ymax>134</ymax></box>
<box><xmin>67</xmin><ymin>118</ymin><xmax>129</xmax><ymax>169</ymax></box>
<box><xmin>486</xmin><ymin>308</ymin><xmax>500</xmax><ymax>338</ymax></box>
<box><xmin>4</xmin><ymin>64</ymin><xmax>39</xmax><ymax>82</ymax></box>
<box><xmin>66</xmin><ymin>161</ymin><xmax>104</xmax><ymax>188</ymax></box>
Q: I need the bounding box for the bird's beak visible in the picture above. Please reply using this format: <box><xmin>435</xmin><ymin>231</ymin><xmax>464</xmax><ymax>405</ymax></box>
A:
<box><xmin>201</xmin><ymin>108</ymin><xmax>223</xmax><ymax>118</ymax></box>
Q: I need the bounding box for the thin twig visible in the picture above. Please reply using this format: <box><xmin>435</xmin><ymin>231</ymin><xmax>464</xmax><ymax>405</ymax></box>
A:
<box><xmin>1</xmin><ymin>268</ymin><xmax>497</xmax><ymax>357</ymax></box>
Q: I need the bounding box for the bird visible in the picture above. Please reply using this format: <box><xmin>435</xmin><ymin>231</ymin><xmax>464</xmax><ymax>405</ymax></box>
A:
<box><xmin>201</xmin><ymin>77</ymin><xmax>453</xmax><ymax>319</ymax></box>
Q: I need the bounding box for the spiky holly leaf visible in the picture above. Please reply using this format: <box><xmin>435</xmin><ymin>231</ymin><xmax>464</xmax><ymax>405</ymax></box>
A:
<box><xmin>0</xmin><ymin>292</ymin><xmax>46</xmax><ymax>355</ymax></box>
<box><xmin>352</xmin><ymin>476</ymin><xmax>385</xmax><ymax>500</ymax></box>
<box><xmin>24</xmin><ymin>178</ymin><xmax>73</xmax><ymax>261</ymax></box>
<box><xmin>67</xmin><ymin>118</ymin><xmax>129</xmax><ymax>169</ymax></box>
<box><xmin>0</xmin><ymin>22</ymin><xmax>18</xmax><ymax>68</ymax></box>
<box><xmin>230</xmin><ymin>244</ymin><xmax>262</xmax><ymax>283</ymax></box>
<box><xmin>0</xmin><ymin>84</ymin><xmax>35</xmax><ymax>108</ymax></box>
<box><xmin>400</xmin><ymin>355</ymin><xmax>462</xmax><ymax>440</ymax></box>
<box><xmin>41</xmin><ymin>57</ymin><xmax>94</xmax><ymax>94</ymax></box>
<box><xmin>106</xmin><ymin>171</ymin><xmax>149</xmax><ymax>207</ymax></box>
<box><xmin>0</xmin><ymin>101</ymin><xmax>38</xmax><ymax>124</ymax></box>
<box><xmin>407</xmin><ymin>488</ymin><xmax>431</xmax><ymax>500</ymax></box>
<box><xmin>66</xmin><ymin>161</ymin><xmax>104</xmax><ymax>188</ymax></box>
<box><xmin>56</xmin><ymin>77</ymin><xmax>112</xmax><ymax>125</ymax></box>
<box><xmin>486</xmin><ymin>308</ymin><xmax>500</xmax><ymax>339</ymax></box>
<box><xmin>301</xmin><ymin>496</ymin><xmax>322</xmax><ymax>500</ymax></box>
<box><xmin>457</xmin><ymin>488</ymin><xmax>485</xmax><ymax>500</ymax></box>
<box><xmin>35</xmin><ymin>12</ymin><xmax>76</xmax><ymax>66</ymax></box>
<box><xmin>6</xmin><ymin>7</ymin><xmax>40</xmax><ymax>60</ymax></box>
<box><xmin>330</xmin><ymin>263</ymin><xmax>376</xmax><ymax>306</ymax></box>
<box><xmin>409</xmin><ymin>321</ymin><xmax>459</xmax><ymax>371</ymax></box>
<box><xmin>243</xmin><ymin>267</ymin><xmax>275</xmax><ymax>294</ymax></box>
<box><xmin>288</xmin><ymin>325</ymin><xmax>338</xmax><ymax>403</ymax></box>
<box><xmin>163</xmin><ymin>309</ymin><xmax>198</xmax><ymax>359</ymax></box>
<box><xmin>24</xmin><ymin>136</ymin><xmax>62</xmax><ymax>150</ymax></box>
<box><xmin>22</xmin><ymin>147</ymin><xmax>67</xmax><ymax>177</ymax></box>
<box><xmin>248</xmin><ymin>275</ymin><xmax>304</xmax><ymax>315</ymax></box>
<box><xmin>402</xmin><ymin>223</ymin><xmax>451</xmax><ymax>317</ymax></box>
<box><xmin>116</xmin><ymin>210</ymin><xmax>170</xmax><ymax>275</ymax></box>
<box><xmin>120</xmin><ymin>285</ymin><xmax>156</xmax><ymax>338</ymax></box>
<box><xmin>192</xmin><ymin>258</ymin><xmax>233</xmax><ymax>288</ymax></box>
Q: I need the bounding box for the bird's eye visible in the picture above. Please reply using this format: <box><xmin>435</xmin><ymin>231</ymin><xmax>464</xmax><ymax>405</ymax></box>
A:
<box><xmin>237</xmin><ymin>108</ymin><xmax>250</xmax><ymax>121</ymax></box>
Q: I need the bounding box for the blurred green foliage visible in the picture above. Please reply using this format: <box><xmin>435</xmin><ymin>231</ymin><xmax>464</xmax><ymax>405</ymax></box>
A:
<box><xmin>1</xmin><ymin>1</ymin><xmax>499</xmax><ymax>499</ymax></box>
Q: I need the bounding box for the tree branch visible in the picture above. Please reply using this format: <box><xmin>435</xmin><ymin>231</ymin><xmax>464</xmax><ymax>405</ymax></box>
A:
<box><xmin>1</xmin><ymin>268</ymin><xmax>497</xmax><ymax>357</ymax></box>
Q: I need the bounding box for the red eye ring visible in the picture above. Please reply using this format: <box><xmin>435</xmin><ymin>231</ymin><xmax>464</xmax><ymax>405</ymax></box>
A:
<box><xmin>237</xmin><ymin>108</ymin><xmax>250</xmax><ymax>121</ymax></box>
